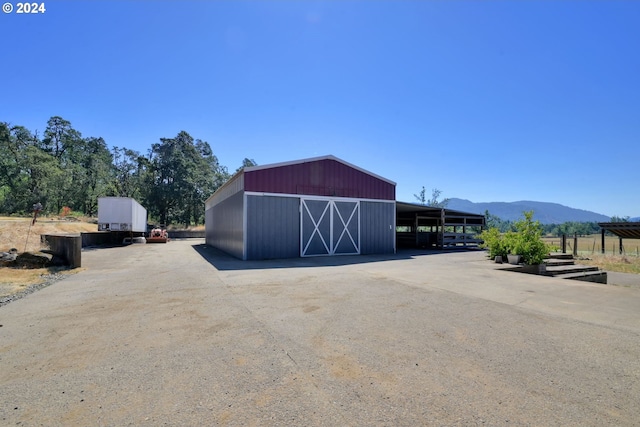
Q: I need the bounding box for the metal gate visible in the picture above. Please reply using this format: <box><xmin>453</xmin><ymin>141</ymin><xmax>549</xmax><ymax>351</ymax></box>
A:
<box><xmin>300</xmin><ymin>199</ymin><xmax>360</xmax><ymax>257</ymax></box>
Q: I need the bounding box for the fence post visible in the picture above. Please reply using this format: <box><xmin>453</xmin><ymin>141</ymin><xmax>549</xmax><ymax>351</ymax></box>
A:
<box><xmin>601</xmin><ymin>228</ymin><xmax>605</xmax><ymax>254</ymax></box>
<box><xmin>561</xmin><ymin>234</ymin><xmax>566</xmax><ymax>254</ymax></box>
<box><xmin>573</xmin><ymin>233</ymin><xmax>578</xmax><ymax>256</ymax></box>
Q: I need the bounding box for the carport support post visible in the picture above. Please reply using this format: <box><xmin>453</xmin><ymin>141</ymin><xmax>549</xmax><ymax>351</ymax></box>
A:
<box><xmin>463</xmin><ymin>219</ymin><xmax>467</xmax><ymax>247</ymax></box>
<box><xmin>601</xmin><ymin>229</ymin><xmax>605</xmax><ymax>254</ymax></box>
<box><xmin>440</xmin><ymin>209</ymin><xmax>445</xmax><ymax>249</ymax></box>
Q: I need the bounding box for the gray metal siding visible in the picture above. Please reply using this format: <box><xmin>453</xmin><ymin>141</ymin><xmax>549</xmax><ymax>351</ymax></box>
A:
<box><xmin>360</xmin><ymin>201</ymin><xmax>396</xmax><ymax>255</ymax></box>
<box><xmin>205</xmin><ymin>172</ymin><xmax>244</xmax><ymax>210</ymax></box>
<box><xmin>246</xmin><ymin>195</ymin><xmax>300</xmax><ymax>260</ymax></box>
<box><xmin>205</xmin><ymin>191</ymin><xmax>244</xmax><ymax>259</ymax></box>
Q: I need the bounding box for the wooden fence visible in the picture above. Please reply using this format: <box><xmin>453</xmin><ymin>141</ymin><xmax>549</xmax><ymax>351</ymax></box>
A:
<box><xmin>543</xmin><ymin>234</ymin><xmax>640</xmax><ymax>257</ymax></box>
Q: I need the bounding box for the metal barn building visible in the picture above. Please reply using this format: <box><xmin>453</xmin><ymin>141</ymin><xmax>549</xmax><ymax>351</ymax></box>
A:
<box><xmin>205</xmin><ymin>155</ymin><xmax>397</xmax><ymax>260</ymax></box>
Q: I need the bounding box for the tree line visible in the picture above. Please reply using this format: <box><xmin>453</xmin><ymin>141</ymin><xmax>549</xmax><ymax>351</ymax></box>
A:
<box><xmin>484</xmin><ymin>210</ymin><xmax>625</xmax><ymax>237</ymax></box>
<box><xmin>0</xmin><ymin>116</ymin><xmax>255</xmax><ymax>226</ymax></box>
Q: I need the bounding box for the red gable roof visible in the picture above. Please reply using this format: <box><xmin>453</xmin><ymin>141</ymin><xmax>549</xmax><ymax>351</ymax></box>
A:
<box><xmin>244</xmin><ymin>155</ymin><xmax>395</xmax><ymax>201</ymax></box>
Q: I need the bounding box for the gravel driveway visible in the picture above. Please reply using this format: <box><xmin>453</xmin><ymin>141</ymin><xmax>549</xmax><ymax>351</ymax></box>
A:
<box><xmin>1</xmin><ymin>239</ymin><xmax>639</xmax><ymax>426</ymax></box>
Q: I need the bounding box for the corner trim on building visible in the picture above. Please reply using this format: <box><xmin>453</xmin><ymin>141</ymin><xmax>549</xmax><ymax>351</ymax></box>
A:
<box><xmin>244</xmin><ymin>191</ymin><xmax>396</xmax><ymax>205</ymax></box>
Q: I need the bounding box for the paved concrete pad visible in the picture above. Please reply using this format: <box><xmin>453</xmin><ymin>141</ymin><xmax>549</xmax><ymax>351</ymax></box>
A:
<box><xmin>607</xmin><ymin>271</ymin><xmax>640</xmax><ymax>288</ymax></box>
<box><xmin>1</xmin><ymin>240</ymin><xmax>639</xmax><ymax>426</ymax></box>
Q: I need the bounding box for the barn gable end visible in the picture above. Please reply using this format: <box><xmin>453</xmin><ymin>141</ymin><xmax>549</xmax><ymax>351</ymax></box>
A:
<box><xmin>205</xmin><ymin>155</ymin><xmax>396</xmax><ymax>260</ymax></box>
<box><xmin>244</xmin><ymin>155</ymin><xmax>395</xmax><ymax>201</ymax></box>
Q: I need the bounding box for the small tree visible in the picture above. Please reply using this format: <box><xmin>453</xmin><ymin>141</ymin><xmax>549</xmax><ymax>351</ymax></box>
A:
<box><xmin>512</xmin><ymin>211</ymin><xmax>550</xmax><ymax>265</ymax></box>
<box><xmin>414</xmin><ymin>186</ymin><xmax>427</xmax><ymax>205</ymax></box>
<box><xmin>427</xmin><ymin>188</ymin><xmax>449</xmax><ymax>208</ymax></box>
<box><xmin>414</xmin><ymin>187</ymin><xmax>449</xmax><ymax>208</ymax></box>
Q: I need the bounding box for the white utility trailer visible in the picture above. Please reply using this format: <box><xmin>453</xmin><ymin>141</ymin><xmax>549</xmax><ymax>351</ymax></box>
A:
<box><xmin>97</xmin><ymin>197</ymin><xmax>147</xmax><ymax>233</ymax></box>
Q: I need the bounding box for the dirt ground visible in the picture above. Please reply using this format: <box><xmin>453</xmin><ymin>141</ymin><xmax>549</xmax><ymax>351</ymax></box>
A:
<box><xmin>0</xmin><ymin>218</ymin><xmax>94</xmax><ymax>300</ymax></box>
<box><xmin>1</xmin><ymin>240</ymin><xmax>639</xmax><ymax>426</ymax></box>
<box><xmin>0</xmin><ymin>217</ymin><xmax>96</xmax><ymax>253</ymax></box>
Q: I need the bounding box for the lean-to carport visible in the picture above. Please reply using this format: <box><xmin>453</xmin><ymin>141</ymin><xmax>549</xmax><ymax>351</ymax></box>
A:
<box><xmin>396</xmin><ymin>201</ymin><xmax>485</xmax><ymax>249</ymax></box>
<box><xmin>598</xmin><ymin>222</ymin><xmax>640</xmax><ymax>254</ymax></box>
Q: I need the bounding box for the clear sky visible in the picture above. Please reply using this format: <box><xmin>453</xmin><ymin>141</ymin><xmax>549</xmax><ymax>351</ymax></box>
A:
<box><xmin>2</xmin><ymin>1</ymin><xmax>638</xmax><ymax>217</ymax></box>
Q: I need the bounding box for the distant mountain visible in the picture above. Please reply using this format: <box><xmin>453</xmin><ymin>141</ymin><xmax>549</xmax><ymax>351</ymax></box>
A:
<box><xmin>631</xmin><ymin>217</ymin><xmax>640</xmax><ymax>222</ymax></box>
<box><xmin>447</xmin><ymin>198</ymin><xmax>611</xmax><ymax>224</ymax></box>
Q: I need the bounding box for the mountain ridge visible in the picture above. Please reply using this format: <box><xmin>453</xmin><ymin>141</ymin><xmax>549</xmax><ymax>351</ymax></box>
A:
<box><xmin>446</xmin><ymin>198</ymin><xmax>612</xmax><ymax>224</ymax></box>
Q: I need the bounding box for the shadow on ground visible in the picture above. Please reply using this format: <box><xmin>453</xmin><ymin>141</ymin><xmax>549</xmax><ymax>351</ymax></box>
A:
<box><xmin>191</xmin><ymin>243</ymin><xmax>484</xmax><ymax>271</ymax></box>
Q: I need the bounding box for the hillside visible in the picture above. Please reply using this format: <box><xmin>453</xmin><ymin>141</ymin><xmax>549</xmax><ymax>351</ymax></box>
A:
<box><xmin>0</xmin><ymin>217</ymin><xmax>96</xmax><ymax>253</ymax></box>
<box><xmin>447</xmin><ymin>199</ymin><xmax>611</xmax><ymax>224</ymax></box>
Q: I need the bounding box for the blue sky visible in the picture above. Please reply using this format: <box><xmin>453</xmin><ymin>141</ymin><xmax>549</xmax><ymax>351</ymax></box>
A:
<box><xmin>2</xmin><ymin>1</ymin><xmax>638</xmax><ymax>217</ymax></box>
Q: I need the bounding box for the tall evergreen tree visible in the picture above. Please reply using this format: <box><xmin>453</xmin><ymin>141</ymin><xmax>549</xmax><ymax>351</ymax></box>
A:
<box><xmin>145</xmin><ymin>131</ymin><xmax>228</xmax><ymax>226</ymax></box>
<box><xmin>111</xmin><ymin>146</ymin><xmax>148</xmax><ymax>200</ymax></box>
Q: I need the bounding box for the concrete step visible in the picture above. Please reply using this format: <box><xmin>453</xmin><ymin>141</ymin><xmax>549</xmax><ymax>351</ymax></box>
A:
<box><xmin>553</xmin><ymin>271</ymin><xmax>608</xmax><ymax>284</ymax></box>
<box><xmin>500</xmin><ymin>260</ymin><xmax>608</xmax><ymax>284</ymax></box>
<box><xmin>546</xmin><ymin>253</ymin><xmax>574</xmax><ymax>260</ymax></box>
<box><xmin>545</xmin><ymin>265</ymin><xmax>600</xmax><ymax>276</ymax></box>
<box><xmin>545</xmin><ymin>259</ymin><xmax>575</xmax><ymax>267</ymax></box>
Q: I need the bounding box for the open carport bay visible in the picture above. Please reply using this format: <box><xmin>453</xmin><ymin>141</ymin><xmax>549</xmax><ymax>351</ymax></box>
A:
<box><xmin>1</xmin><ymin>240</ymin><xmax>639</xmax><ymax>426</ymax></box>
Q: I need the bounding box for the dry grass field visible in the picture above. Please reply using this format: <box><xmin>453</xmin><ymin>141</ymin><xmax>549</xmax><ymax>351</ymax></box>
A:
<box><xmin>0</xmin><ymin>217</ymin><xmax>96</xmax><ymax>292</ymax></box>
<box><xmin>544</xmin><ymin>234</ymin><xmax>640</xmax><ymax>275</ymax></box>
<box><xmin>0</xmin><ymin>216</ymin><xmax>97</xmax><ymax>253</ymax></box>
<box><xmin>0</xmin><ymin>266</ymin><xmax>82</xmax><ymax>298</ymax></box>
<box><xmin>544</xmin><ymin>234</ymin><xmax>640</xmax><ymax>257</ymax></box>
<box><xmin>578</xmin><ymin>255</ymin><xmax>640</xmax><ymax>275</ymax></box>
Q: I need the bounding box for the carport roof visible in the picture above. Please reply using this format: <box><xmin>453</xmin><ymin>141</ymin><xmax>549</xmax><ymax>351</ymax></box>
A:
<box><xmin>396</xmin><ymin>201</ymin><xmax>486</xmax><ymax>219</ymax></box>
<box><xmin>598</xmin><ymin>222</ymin><xmax>640</xmax><ymax>239</ymax></box>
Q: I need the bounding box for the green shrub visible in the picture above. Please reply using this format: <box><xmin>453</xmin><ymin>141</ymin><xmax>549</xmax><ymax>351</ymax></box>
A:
<box><xmin>480</xmin><ymin>211</ymin><xmax>551</xmax><ymax>265</ymax></box>
<box><xmin>479</xmin><ymin>227</ymin><xmax>508</xmax><ymax>259</ymax></box>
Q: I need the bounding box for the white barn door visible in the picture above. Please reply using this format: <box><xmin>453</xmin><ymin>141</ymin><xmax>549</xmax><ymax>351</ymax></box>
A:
<box><xmin>301</xmin><ymin>198</ymin><xmax>360</xmax><ymax>257</ymax></box>
<box><xmin>332</xmin><ymin>201</ymin><xmax>360</xmax><ymax>255</ymax></box>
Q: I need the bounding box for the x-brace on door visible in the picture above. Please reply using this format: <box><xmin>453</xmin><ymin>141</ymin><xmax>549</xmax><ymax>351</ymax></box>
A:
<box><xmin>300</xmin><ymin>199</ymin><xmax>360</xmax><ymax>257</ymax></box>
